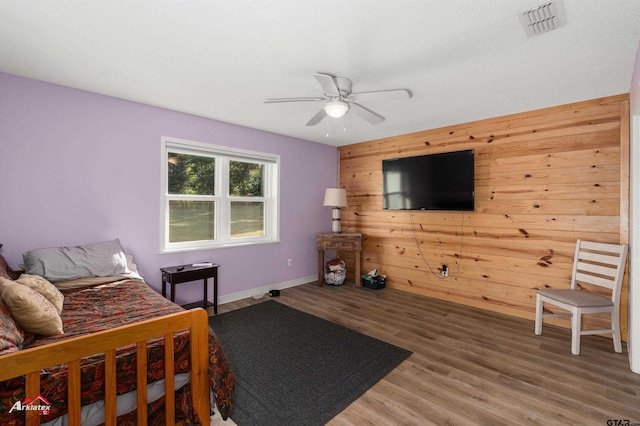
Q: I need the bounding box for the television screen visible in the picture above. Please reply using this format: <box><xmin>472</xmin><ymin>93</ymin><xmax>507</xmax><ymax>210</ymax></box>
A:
<box><xmin>382</xmin><ymin>149</ymin><xmax>474</xmax><ymax>211</ymax></box>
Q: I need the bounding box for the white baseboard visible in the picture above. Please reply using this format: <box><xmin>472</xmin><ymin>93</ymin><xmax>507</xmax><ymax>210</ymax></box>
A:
<box><xmin>213</xmin><ymin>275</ymin><xmax>317</xmax><ymax>306</ymax></box>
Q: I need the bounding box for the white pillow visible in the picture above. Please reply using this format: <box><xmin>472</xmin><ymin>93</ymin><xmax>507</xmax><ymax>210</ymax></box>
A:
<box><xmin>22</xmin><ymin>239</ymin><xmax>130</xmax><ymax>282</ymax></box>
<box><xmin>125</xmin><ymin>254</ymin><xmax>139</xmax><ymax>274</ymax></box>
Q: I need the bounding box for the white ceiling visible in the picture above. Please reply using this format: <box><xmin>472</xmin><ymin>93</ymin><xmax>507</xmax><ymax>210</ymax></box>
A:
<box><xmin>1</xmin><ymin>1</ymin><xmax>639</xmax><ymax>147</ymax></box>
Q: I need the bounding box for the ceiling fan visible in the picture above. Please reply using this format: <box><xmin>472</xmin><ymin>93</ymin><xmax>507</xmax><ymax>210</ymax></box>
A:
<box><xmin>264</xmin><ymin>73</ymin><xmax>411</xmax><ymax>126</ymax></box>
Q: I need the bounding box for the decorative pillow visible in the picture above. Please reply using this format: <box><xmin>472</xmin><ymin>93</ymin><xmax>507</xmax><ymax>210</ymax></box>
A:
<box><xmin>16</xmin><ymin>274</ymin><xmax>64</xmax><ymax>313</ymax></box>
<box><xmin>22</xmin><ymin>239</ymin><xmax>131</xmax><ymax>282</ymax></box>
<box><xmin>0</xmin><ymin>278</ymin><xmax>63</xmax><ymax>336</ymax></box>
<box><xmin>0</xmin><ymin>300</ymin><xmax>25</xmax><ymax>355</ymax></box>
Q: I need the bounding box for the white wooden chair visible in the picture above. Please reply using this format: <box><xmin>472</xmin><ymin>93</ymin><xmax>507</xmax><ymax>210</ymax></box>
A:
<box><xmin>534</xmin><ymin>239</ymin><xmax>628</xmax><ymax>355</ymax></box>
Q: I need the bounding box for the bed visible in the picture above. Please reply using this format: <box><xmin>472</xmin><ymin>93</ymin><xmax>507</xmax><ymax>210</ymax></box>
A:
<box><xmin>0</xmin><ymin>240</ymin><xmax>234</xmax><ymax>425</ymax></box>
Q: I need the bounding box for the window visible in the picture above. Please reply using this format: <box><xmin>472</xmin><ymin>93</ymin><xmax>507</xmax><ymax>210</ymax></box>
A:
<box><xmin>161</xmin><ymin>137</ymin><xmax>279</xmax><ymax>252</ymax></box>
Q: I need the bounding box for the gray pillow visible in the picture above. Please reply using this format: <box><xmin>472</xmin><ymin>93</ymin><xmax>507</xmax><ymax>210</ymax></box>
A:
<box><xmin>23</xmin><ymin>239</ymin><xmax>131</xmax><ymax>282</ymax></box>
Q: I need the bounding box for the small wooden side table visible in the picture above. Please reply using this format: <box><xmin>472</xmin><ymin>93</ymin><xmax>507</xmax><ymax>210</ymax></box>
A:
<box><xmin>316</xmin><ymin>232</ymin><xmax>362</xmax><ymax>287</ymax></box>
<box><xmin>161</xmin><ymin>263</ymin><xmax>219</xmax><ymax>313</ymax></box>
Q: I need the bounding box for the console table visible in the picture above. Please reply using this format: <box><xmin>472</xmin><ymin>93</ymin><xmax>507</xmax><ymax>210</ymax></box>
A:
<box><xmin>316</xmin><ymin>232</ymin><xmax>362</xmax><ymax>287</ymax></box>
<box><xmin>160</xmin><ymin>263</ymin><xmax>219</xmax><ymax>313</ymax></box>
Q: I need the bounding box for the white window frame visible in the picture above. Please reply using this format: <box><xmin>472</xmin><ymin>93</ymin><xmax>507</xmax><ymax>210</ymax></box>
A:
<box><xmin>160</xmin><ymin>136</ymin><xmax>280</xmax><ymax>253</ymax></box>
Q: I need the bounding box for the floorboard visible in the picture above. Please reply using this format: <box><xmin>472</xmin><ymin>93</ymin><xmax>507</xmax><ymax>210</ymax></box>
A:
<box><xmin>211</xmin><ymin>282</ymin><xmax>640</xmax><ymax>425</ymax></box>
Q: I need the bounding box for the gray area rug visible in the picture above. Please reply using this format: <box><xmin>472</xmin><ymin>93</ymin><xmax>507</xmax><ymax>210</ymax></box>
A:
<box><xmin>209</xmin><ymin>300</ymin><xmax>412</xmax><ymax>426</ymax></box>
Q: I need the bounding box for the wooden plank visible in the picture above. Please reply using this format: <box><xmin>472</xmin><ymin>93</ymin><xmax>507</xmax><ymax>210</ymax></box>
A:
<box><xmin>475</xmin><ymin>146</ymin><xmax>620</xmax><ymax>169</ymax></box>
<box><xmin>67</xmin><ymin>359</ymin><xmax>81</xmax><ymax>425</ymax></box>
<box><xmin>339</xmin><ymin>117</ymin><xmax>616</xmax><ymax>160</ymax></box>
<box><xmin>476</xmin><ymin>182</ymin><xmax>620</xmax><ymax>201</ymax></box>
<box><xmin>164</xmin><ymin>333</ymin><xmax>175</xmax><ymax>425</ymax></box>
<box><xmin>345</xmin><ymin>169</ymin><xmax>621</xmax><ymax>193</ymax></box>
<box><xmin>341</xmin><ymin>128</ymin><xmax>621</xmax><ymax>172</ymax></box>
<box><xmin>348</xmin><ymin>221</ymin><xmax>618</xmax><ymax>248</ymax></box>
<box><xmin>344</xmin><ymin>197</ymin><xmax>620</xmax><ymax>216</ymax></box>
<box><xmin>342</xmin><ymin>211</ymin><xmax>620</xmax><ymax>234</ymax></box>
<box><xmin>136</xmin><ymin>341</ymin><xmax>147</xmax><ymax>423</ymax></box>
<box><xmin>339</xmin><ymin>95</ymin><xmax>626</xmax><ymax>159</ymax></box>
<box><xmin>25</xmin><ymin>371</ymin><xmax>40</xmax><ymax>426</ymax></box>
<box><xmin>340</xmin><ymin>126</ymin><xmax>620</xmax><ymax>171</ymax></box>
<box><xmin>104</xmin><ymin>349</ymin><xmax>117</xmax><ymax>426</ymax></box>
<box><xmin>189</xmin><ymin>308</ymin><xmax>211</xmax><ymax>426</ymax></box>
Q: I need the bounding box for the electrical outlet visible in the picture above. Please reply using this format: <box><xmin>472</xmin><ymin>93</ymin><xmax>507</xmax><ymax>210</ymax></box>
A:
<box><xmin>442</xmin><ymin>264</ymin><xmax>448</xmax><ymax>277</ymax></box>
<box><xmin>288</xmin><ymin>258</ymin><xmax>293</xmax><ymax>266</ymax></box>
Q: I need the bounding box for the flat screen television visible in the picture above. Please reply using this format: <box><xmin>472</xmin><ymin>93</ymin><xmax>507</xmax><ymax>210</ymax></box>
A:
<box><xmin>382</xmin><ymin>149</ymin><xmax>474</xmax><ymax>211</ymax></box>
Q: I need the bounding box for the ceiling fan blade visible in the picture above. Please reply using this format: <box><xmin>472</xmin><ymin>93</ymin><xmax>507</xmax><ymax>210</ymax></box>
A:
<box><xmin>350</xmin><ymin>102</ymin><xmax>384</xmax><ymax>124</ymax></box>
<box><xmin>314</xmin><ymin>73</ymin><xmax>340</xmax><ymax>97</ymax></box>
<box><xmin>264</xmin><ymin>97</ymin><xmax>325</xmax><ymax>103</ymax></box>
<box><xmin>347</xmin><ymin>89</ymin><xmax>411</xmax><ymax>103</ymax></box>
<box><xmin>305</xmin><ymin>108</ymin><xmax>327</xmax><ymax>126</ymax></box>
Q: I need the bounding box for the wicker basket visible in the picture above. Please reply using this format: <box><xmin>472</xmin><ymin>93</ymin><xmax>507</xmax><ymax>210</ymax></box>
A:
<box><xmin>324</xmin><ymin>259</ymin><xmax>346</xmax><ymax>285</ymax></box>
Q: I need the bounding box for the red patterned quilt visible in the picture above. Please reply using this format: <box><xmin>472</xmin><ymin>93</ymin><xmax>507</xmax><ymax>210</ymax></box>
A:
<box><xmin>0</xmin><ymin>279</ymin><xmax>234</xmax><ymax>425</ymax></box>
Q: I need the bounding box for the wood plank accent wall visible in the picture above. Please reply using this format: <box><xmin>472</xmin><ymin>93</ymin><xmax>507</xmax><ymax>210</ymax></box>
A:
<box><xmin>338</xmin><ymin>94</ymin><xmax>631</xmax><ymax>338</ymax></box>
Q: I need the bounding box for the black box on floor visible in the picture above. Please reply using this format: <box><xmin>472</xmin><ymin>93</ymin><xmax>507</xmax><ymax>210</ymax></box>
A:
<box><xmin>361</xmin><ymin>274</ymin><xmax>386</xmax><ymax>290</ymax></box>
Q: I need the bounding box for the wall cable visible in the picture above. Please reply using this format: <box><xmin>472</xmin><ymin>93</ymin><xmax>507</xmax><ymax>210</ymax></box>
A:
<box><xmin>409</xmin><ymin>210</ymin><xmax>466</xmax><ymax>279</ymax></box>
<box><xmin>456</xmin><ymin>209</ymin><xmax>465</xmax><ymax>273</ymax></box>
<box><xmin>409</xmin><ymin>212</ymin><xmax>445</xmax><ymax>280</ymax></box>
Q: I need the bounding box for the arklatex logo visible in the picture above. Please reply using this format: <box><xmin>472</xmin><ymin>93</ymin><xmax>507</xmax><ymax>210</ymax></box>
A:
<box><xmin>9</xmin><ymin>395</ymin><xmax>51</xmax><ymax>416</ymax></box>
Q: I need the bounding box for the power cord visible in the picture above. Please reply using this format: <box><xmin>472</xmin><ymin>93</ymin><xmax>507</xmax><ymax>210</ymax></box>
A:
<box><xmin>456</xmin><ymin>209</ymin><xmax>465</xmax><ymax>273</ymax></box>
<box><xmin>409</xmin><ymin>212</ymin><xmax>445</xmax><ymax>280</ymax></box>
<box><xmin>409</xmin><ymin>210</ymin><xmax>466</xmax><ymax>279</ymax></box>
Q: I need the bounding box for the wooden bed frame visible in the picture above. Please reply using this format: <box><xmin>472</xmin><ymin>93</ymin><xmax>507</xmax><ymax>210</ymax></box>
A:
<box><xmin>0</xmin><ymin>308</ymin><xmax>211</xmax><ymax>426</ymax></box>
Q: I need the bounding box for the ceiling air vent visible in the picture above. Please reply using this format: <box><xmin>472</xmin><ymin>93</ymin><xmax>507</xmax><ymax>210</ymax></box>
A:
<box><xmin>518</xmin><ymin>2</ymin><xmax>565</xmax><ymax>37</ymax></box>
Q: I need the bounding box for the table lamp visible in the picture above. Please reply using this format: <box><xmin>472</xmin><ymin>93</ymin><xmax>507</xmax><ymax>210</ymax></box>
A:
<box><xmin>323</xmin><ymin>188</ymin><xmax>347</xmax><ymax>233</ymax></box>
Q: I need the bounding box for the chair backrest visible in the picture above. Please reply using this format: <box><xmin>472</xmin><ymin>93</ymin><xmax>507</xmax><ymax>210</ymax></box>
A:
<box><xmin>570</xmin><ymin>239</ymin><xmax>629</xmax><ymax>303</ymax></box>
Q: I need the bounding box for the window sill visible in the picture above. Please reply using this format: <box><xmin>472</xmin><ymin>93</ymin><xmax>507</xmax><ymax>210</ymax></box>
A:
<box><xmin>160</xmin><ymin>238</ymin><xmax>281</xmax><ymax>254</ymax></box>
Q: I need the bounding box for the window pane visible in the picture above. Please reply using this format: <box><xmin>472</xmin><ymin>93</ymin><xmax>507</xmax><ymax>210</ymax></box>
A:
<box><xmin>168</xmin><ymin>152</ymin><xmax>215</xmax><ymax>195</ymax></box>
<box><xmin>229</xmin><ymin>161</ymin><xmax>263</xmax><ymax>197</ymax></box>
<box><xmin>231</xmin><ymin>201</ymin><xmax>264</xmax><ymax>238</ymax></box>
<box><xmin>169</xmin><ymin>200</ymin><xmax>215</xmax><ymax>242</ymax></box>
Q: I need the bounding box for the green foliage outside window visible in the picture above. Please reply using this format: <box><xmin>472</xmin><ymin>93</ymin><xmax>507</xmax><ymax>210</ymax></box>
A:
<box><xmin>229</xmin><ymin>160</ymin><xmax>263</xmax><ymax>197</ymax></box>
<box><xmin>168</xmin><ymin>152</ymin><xmax>215</xmax><ymax>195</ymax></box>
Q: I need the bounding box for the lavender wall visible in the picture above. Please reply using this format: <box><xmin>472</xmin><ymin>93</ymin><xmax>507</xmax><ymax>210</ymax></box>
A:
<box><xmin>0</xmin><ymin>73</ymin><xmax>338</xmax><ymax>304</ymax></box>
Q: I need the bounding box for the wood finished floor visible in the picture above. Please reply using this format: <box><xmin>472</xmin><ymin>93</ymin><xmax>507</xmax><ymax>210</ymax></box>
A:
<box><xmin>211</xmin><ymin>282</ymin><xmax>640</xmax><ymax>426</ymax></box>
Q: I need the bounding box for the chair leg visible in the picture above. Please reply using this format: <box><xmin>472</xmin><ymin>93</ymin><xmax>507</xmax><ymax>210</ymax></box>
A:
<box><xmin>535</xmin><ymin>294</ymin><xmax>543</xmax><ymax>335</ymax></box>
<box><xmin>611</xmin><ymin>310</ymin><xmax>623</xmax><ymax>353</ymax></box>
<box><xmin>571</xmin><ymin>308</ymin><xmax>581</xmax><ymax>355</ymax></box>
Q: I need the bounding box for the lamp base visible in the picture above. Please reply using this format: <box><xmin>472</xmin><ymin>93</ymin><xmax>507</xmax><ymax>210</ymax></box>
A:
<box><xmin>332</xmin><ymin>207</ymin><xmax>342</xmax><ymax>233</ymax></box>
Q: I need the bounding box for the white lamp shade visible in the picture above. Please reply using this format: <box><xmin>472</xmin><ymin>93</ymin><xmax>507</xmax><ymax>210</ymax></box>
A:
<box><xmin>324</xmin><ymin>188</ymin><xmax>347</xmax><ymax>207</ymax></box>
<box><xmin>324</xmin><ymin>101</ymin><xmax>349</xmax><ymax>118</ymax></box>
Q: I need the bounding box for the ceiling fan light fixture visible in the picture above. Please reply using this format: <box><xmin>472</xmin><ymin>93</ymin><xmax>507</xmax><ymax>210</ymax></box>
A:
<box><xmin>324</xmin><ymin>101</ymin><xmax>349</xmax><ymax>118</ymax></box>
